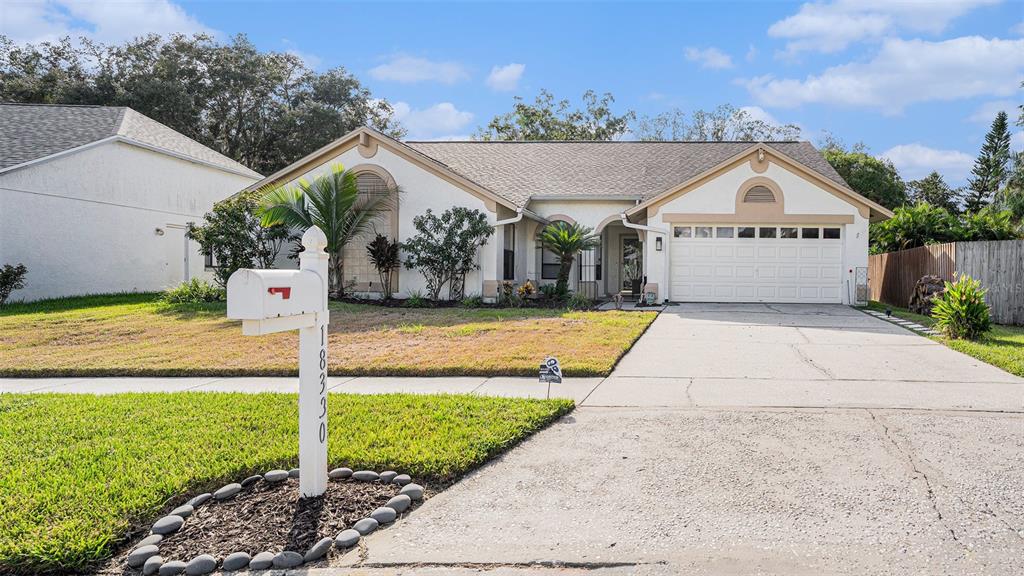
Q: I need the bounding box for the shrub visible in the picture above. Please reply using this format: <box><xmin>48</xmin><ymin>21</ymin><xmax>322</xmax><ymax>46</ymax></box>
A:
<box><xmin>958</xmin><ymin>206</ymin><xmax>1021</xmax><ymax>241</ymax></box>
<box><xmin>460</xmin><ymin>294</ymin><xmax>484</xmax><ymax>308</ymax></box>
<box><xmin>566</xmin><ymin>291</ymin><xmax>593</xmax><ymax>310</ymax></box>
<box><xmin>538</xmin><ymin>283</ymin><xmax>565</xmax><ymax>304</ymax></box>
<box><xmin>403</xmin><ymin>208</ymin><xmax>494</xmax><ymax>301</ymax></box>
<box><xmin>366</xmin><ymin>233</ymin><xmax>401</xmax><ymax>300</ymax></box>
<box><xmin>161</xmin><ymin>279</ymin><xmax>225</xmax><ymax>303</ymax></box>
<box><xmin>517</xmin><ymin>280</ymin><xmax>536</xmax><ymax>299</ymax></box>
<box><xmin>931</xmin><ymin>275</ymin><xmax>992</xmax><ymax>340</ymax></box>
<box><xmin>403</xmin><ymin>290</ymin><xmax>428</xmax><ymax>308</ymax></box>
<box><xmin>0</xmin><ymin>263</ymin><xmax>28</xmax><ymax>306</ymax></box>
<box><xmin>497</xmin><ymin>281</ymin><xmax>523</xmax><ymax>308</ymax></box>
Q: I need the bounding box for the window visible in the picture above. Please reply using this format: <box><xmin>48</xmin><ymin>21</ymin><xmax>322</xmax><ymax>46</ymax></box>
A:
<box><xmin>738</xmin><ymin>226</ymin><xmax>755</xmax><ymax>238</ymax></box>
<box><xmin>204</xmin><ymin>252</ymin><xmax>216</xmax><ymax>269</ymax></box>
<box><xmin>780</xmin><ymin>227</ymin><xmax>798</xmax><ymax>239</ymax></box>
<box><xmin>541</xmin><ymin>248</ymin><xmax>559</xmax><ymax>279</ymax></box>
<box><xmin>801</xmin><ymin>227</ymin><xmax>820</xmax><ymax>239</ymax></box>
<box><xmin>743</xmin><ymin>186</ymin><xmax>776</xmax><ymax>203</ymax></box>
<box><xmin>503</xmin><ymin>224</ymin><xmax>515</xmax><ymax>281</ymax></box>
<box><xmin>695</xmin><ymin>226</ymin><xmax>713</xmax><ymax>238</ymax></box>
<box><xmin>759</xmin><ymin>227</ymin><xmax>777</xmax><ymax>238</ymax></box>
<box><xmin>823</xmin><ymin>227</ymin><xmax>841</xmax><ymax>239</ymax></box>
<box><xmin>716</xmin><ymin>227</ymin><xmax>734</xmax><ymax>238</ymax></box>
<box><xmin>674</xmin><ymin>226</ymin><xmax>692</xmax><ymax>238</ymax></box>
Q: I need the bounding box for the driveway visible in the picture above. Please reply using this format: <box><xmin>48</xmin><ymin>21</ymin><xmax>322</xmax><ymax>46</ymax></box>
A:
<box><xmin>336</xmin><ymin>305</ymin><xmax>1024</xmax><ymax>575</ymax></box>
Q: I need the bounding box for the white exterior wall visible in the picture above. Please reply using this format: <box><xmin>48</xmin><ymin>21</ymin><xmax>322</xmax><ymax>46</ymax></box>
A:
<box><xmin>0</xmin><ymin>142</ymin><xmax>258</xmax><ymax>302</ymax></box>
<box><xmin>276</xmin><ymin>145</ymin><xmax>498</xmax><ymax>298</ymax></box>
<box><xmin>647</xmin><ymin>160</ymin><xmax>869</xmax><ymax>304</ymax></box>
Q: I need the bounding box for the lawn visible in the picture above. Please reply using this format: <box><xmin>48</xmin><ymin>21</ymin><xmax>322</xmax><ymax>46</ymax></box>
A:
<box><xmin>867</xmin><ymin>301</ymin><xmax>1024</xmax><ymax>378</ymax></box>
<box><xmin>0</xmin><ymin>293</ymin><xmax>656</xmax><ymax>377</ymax></box>
<box><xmin>0</xmin><ymin>392</ymin><xmax>573</xmax><ymax>574</ymax></box>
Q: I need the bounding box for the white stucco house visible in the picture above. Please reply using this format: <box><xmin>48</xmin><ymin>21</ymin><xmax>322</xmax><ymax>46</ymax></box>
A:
<box><xmin>243</xmin><ymin>126</ymin><xmax>892</xmax><ymax>305</ymax></box>
<box><xmin>0</xmin><ymin>103</ymin><xmax>262</xmax><ymax>301</ymax></box>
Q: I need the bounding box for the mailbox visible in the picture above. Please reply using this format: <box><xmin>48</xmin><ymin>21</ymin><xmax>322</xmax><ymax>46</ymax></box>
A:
<box><xmin>227</xmin><ymin>269</ymin><xmax>326</xmax><ymax>335</ymax></box>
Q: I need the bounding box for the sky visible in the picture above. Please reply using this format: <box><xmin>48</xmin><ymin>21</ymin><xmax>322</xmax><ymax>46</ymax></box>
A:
<box><xmin>2</xmin><ymin>0</ymin><xmax>1023</xmax><ymax>186</ymax></box>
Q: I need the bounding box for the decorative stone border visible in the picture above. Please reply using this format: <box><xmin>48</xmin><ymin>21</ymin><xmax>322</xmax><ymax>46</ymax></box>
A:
<box><xmin>127</xmin><ymin>467</ymin><xmax>423</xmax><ymax>575</ymax></box>
<box><xmin>862</xmin><ymin>309</ymin><xmax>941</xmax><ymax>336</ymax></box>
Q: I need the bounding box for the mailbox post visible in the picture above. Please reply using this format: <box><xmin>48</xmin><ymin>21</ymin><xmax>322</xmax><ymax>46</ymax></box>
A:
<box><xmin>227</xmin><ymin>226</ymin><xmax>330</xmax><ymax>498</ymax></box>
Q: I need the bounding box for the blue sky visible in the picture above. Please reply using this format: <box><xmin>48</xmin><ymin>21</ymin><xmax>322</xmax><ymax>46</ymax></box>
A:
<box><xmin>3</xmin><ymin>0</ymin><xmax>1023</xmax><ymax>185</ymax></box>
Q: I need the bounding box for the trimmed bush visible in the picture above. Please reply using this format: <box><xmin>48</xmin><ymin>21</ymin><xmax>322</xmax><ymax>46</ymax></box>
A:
<box><xmin>161</xmin><ymin>279</ymin><xmax>225</xmax><ymax>303</ymax></box>
<box><xmin>931</xmin><ymin>275</ymin><xmax>992</xmax><ymax>340</ymax></box>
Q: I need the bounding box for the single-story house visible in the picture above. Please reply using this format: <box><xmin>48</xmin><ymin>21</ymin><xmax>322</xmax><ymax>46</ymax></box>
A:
<box><xmin>243</xmin><ymin>126</ymin><xmax>892</xmax><ymax>304</ymax></box>
<box><xmin>0</xmin><ymin>103</ymin><xmax>262</xmax><ymax>301</ymax></box>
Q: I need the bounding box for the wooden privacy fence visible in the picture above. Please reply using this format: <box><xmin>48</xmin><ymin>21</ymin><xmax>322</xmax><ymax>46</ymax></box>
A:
<box><xmin>868</xmin><ymin>240</ymin><xmax>1024</xmax><ymax>325</ymax></box>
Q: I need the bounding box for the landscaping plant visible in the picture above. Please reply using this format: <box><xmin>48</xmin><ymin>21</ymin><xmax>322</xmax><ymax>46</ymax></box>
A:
<box><xmin>366</xmin><ymin>233</ymin><xmax>401</xmax><ymax>300</ymax></box>
<box><xmin>160</xmin><ymin>279</ymin><xmax>225</xmax><ymax>303</ymax></box>
<box><xmin>931</xmin><ymin>275</ymin><xmax>992</xmax><ymax>340</ymax></box>
<box><xmin>516</xmin><ymin>280</ymin><xmax>536</xmax><ymax>299</ymax></box>
<box><xmin>0</xmin><ymin>264</ymin><xmax>27</xmax><ymax>306</ymax></box>
<box><xmin>259</xmin><ymin>164</ymin><xmax>399</xmax><ymax>298</ymax></box>
<box><xmin>538</xmin><ymin>221</ymin><xmax>600</xmax><ymax>295</ymax></box>
<box><xmin>403</xmin><ymin>290</ymin><xmax>428</xmax><ymax>308</ymax></box>
<box><xmin>498</xmin><ymin>281</ymin><xmax>522</xmax><ymax>307</ymax></box>
<box><xmin>187</xmin><ymin>190</ymin><xmax>291</xmax><ymax>287</ymax></box>
<box><xmin>403</xmin><ymin>207</ymin><xmax>493</xmax><ymax>301</ymax></box>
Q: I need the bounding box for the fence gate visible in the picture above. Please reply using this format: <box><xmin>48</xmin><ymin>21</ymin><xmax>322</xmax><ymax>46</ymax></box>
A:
<box><xmin>853</xmin><ymin>267</ymin><xmax>869</xmax><ymax>307</ymax></box>
<box><xmin>577</xmin><ymin>248</ymin><xmax>599</xmax><ymax>300</ymax></box>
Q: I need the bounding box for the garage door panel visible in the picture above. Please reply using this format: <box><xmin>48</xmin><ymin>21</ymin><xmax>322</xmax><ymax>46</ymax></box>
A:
<box><xmin>670</xmin><ymin>225</ymin><xmax>843</xmax><ymax>303</ymax></box>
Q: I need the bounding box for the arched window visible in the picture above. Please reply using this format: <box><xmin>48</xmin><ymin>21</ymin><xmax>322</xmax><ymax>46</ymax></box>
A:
<box><xmin>356</xmin><ymin>172</ymin><xmax>389</xmax><ymax>199</ymax></box>
<box><xmin>743</xmin><ymin>185</ymin><xmax>776</xmax><ymax>203</ymax></box>
<box><xmin>341</xmin><ymin>167</ymin><xmax>396</xmax><ymax>293</ymax></box>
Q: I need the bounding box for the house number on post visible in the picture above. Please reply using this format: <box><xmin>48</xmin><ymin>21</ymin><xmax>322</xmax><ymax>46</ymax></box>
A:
<box><xmin>227</xmin><ymin>226</ymin><xmax>330</xmax><ymax>498</ymax></box>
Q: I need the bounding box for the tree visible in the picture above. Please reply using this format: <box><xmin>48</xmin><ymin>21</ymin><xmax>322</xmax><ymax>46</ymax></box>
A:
<box><xmin>186</xmin><ymin>190</ymin><xmax>291</xmax><ymax>287</ymax></box>
<box><xmin>476</xmin><ymin>89</ymin><xmax>634</xmax><ymax>141</ymax></box>
<box><xmin>403</xmin><ymin>208</ymin><xmax>494</xmax><ymax>301</ymax></box>
<box><xmin>258</xmin><ymin>164</ymin><xmax>399</xmax><ymax>298</ymax></box>
<box><xmin>366</xmin><ymin>233</ymin><xmax>401</xmax><ymax>300</ymax></box>
<box><xmin>537</xmin><ymin>221</ymin><xmax>600</xmax><ymax>295</ymax></box>
<box><xmin>0</xmin><ymin>34</ymin><xmax>404</xmax><ymax>174</ymax></box>
<box><xmin>869</xmin><ymin>203</ymin><xmax>960</xmax><ymax>254</ymax></box>
<box><xmin>906</xmin><ymin>171</ymin><xmax>963</xmax><ymax>214</ymax></box>
<box><xmin>958</xmin><ymin>206</ymin><xmax>1021</xmax><ymax>241</ymax></box>
<box><xmin>822</xmin><ymin>147</ymin><xmax>907</xmax><ymax>210</ymax></box>
<box><xmin>634</xmin><ymin>104</ymin><xmax>801</xmax><ymax>141</ymax></box>
<box><xmin>965</xmin><ymin>111</ymin><xmax>1012</xmax><ymax>212</ymax></box>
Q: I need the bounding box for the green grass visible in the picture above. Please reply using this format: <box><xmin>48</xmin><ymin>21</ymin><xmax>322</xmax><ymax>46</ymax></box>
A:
<box><xmin>867</xmin><ymin>301</ymin><xmax>1024</xmax><ymax>377</ymax></box>
<box><xmin>0</xmin><ymin>392</ymin><xmax>573</xmax><ymax>574</ymax></box>
<box><xmin>0</xmin><ymin>293</ymin><xmax>655</xmax><ymax>378</ymax></box>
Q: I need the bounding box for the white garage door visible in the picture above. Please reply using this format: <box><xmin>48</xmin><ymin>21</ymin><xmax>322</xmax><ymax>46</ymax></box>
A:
<box><xmin>670</xmin><ymin>224</ymin><xmax>844</xmax><ymax>303</ymax></box>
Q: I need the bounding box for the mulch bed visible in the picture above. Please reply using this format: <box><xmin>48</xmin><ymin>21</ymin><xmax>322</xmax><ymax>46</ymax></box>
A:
<box><xmin>96</xmin><ymin>478</ymin><xmax>404</xmax><ymax>574</ymax></box>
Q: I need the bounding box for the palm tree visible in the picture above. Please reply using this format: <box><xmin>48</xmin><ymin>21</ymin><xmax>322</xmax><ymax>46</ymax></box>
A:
<box><xmin>258</xmin><ymin>164</ymin><xmax>399</xmax><ymax>297</ymax></box>
<box><xmin>538</xmin><ymin>221</ymin><xmax>600</xmax><ymax>295</ymax></box>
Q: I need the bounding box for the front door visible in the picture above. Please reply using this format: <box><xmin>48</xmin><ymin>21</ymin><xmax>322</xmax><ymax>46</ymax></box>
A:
<box><xmin>621</xmin><ymin>237</ymin><xmax>642</xmax><ymax>292</ymax></box>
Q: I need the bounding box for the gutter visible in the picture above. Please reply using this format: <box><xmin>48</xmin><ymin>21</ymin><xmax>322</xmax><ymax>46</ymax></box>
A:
<box><xmin>495</xmin><ymin>208</ymin><xmax>525</xmax><ymax>227</ymax></box>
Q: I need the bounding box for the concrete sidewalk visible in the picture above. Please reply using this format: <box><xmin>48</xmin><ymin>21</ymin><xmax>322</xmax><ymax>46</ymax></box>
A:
<box><xmin>0</xmin><ymin>375</ymin><xmax>604</xmax><ymax>403</ymax></box>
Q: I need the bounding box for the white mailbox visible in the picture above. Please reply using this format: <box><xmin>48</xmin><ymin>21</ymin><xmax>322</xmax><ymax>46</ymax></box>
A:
<box><xmin>225</xmin><ymin>226</ymin><xmax>332</xmax><ymax>498</ymax></box>
<box><xmin>227</xmin><ymin>269</ymin><xmax>326</xmax><ymax>335</ymax></box>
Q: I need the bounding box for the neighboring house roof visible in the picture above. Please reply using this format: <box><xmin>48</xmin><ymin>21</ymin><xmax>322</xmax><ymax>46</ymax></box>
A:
<box><xmin>0</xmin><ymin>103</ymin><xmax>262</xmax><ymax>178</ymax></box>
<box><xmin>405</xmin><ymin>140</ymin><xmax>849</xmax><ymax>206</ymax></box>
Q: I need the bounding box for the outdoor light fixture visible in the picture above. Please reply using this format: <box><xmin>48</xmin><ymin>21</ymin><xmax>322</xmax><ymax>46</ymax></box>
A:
<box><xmin>655</xmin><ymin>237</ymin><xmax>663</xmax><ymax>251</ymax></box>
<box><xmin>885</xmin><ymin>308</ymin><xmax>892</xmax><ymax>318</ymax></box>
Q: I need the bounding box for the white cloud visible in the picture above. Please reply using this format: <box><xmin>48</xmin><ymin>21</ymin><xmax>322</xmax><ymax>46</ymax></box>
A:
<box><xmin>684</xmin><ymin>47</ymin><xmax>733</xmax><ymax>69</ymax></box>
<box><xmin>769</xmin><ymin>0</ymin><xmax>999</xmax><ymax>55</ymax></box>
<box><xmin>745</xmin><ymin>44</ymin><xmax>758</xmax><ymax>62</ymax></box>
<box><xmin>369</xmin><ymin>55</ymin><xmax>469</xmax><ymax>84</ymax></box>
<box><xmin>485</xmin><ymin>63</ymin><xmax>525</xmax><ymax>92</ymax></box>
<box><xmin>1012</xmin><ymin>21</ymin><xmax>1024</xmax><ymax>35</ymax></box>
<box><xmin>391</xmin><ymin>102</ymin><xmax>474</xmax><ymax>139</ymax></box>
<box><xmin>967</xmin><ymin>100</ymin><xmax>1019</xmax><ymax>124</ymax></box>
<box><xmin>0</xmin><ymin>0</ymin><xmax>215</xmax><ymax>44</ymax></box>
<box><xmin>879</xmin><ymin>143</ymin><xmax>975</xmax><ymax>182</ymax></box>
<box><xmin>744</xmin><ymin>36</ymin><xmax>1024</xmax><ymax>113</ymax></box>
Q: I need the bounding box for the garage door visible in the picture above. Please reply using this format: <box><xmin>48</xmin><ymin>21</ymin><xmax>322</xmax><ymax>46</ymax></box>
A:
<box><xmin>670</xmin><ymin>224</ymin><xmax>843</xmax><ymax>303</ymax></box>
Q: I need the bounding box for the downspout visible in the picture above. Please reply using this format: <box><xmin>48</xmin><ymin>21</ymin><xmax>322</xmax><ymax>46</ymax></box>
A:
<box><xmin>492</xmin><ymin>208</ymin><xmax>525</xmax><ymax>289</ymax></box>
<box><xmin>620</xmin><ymin>213</ymin><xmax>670</xmax><ymax>304</ymax></box>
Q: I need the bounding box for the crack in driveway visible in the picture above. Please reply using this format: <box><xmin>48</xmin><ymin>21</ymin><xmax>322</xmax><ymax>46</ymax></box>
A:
<box><xmin>790</xmin><ymin>343</ymin><xmax>834</xmax><ymax>379</ymax></box>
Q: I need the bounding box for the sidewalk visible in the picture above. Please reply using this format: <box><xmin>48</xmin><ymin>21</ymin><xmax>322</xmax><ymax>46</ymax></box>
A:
<box><xmin>0</xmin><ymin>375</ymin><xmax>603</xmax><ymax>403</ymax></box>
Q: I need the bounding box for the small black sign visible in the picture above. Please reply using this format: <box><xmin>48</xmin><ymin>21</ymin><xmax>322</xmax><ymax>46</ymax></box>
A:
<box><xmin>539</xmin><ymin>356</ymin><xmax>562</xmax><ymax>383</ymax></box>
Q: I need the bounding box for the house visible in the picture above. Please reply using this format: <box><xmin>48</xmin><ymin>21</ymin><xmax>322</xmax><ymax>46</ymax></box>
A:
<box><xmin>242</xmin><ymin>126</ymin><xmax>892</xmax><ymax>304</ymax></box>
<box><xmin>0</xmin><ymin>103</ymin><xmax>262</xmax><ymax>301</ymax></box>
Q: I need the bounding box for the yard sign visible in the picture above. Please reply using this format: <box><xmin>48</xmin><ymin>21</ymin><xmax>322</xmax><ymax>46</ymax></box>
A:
<box><xmin>226</xmin><ymin>227</ymin><xmax>330</xmax><ymax>498</ymax></box>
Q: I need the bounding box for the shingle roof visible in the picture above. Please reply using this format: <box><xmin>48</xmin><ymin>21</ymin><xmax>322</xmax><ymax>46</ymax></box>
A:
<box><xmin>0</xmin><ymin>103</ymin><xmax>261</xmax><ymax>177</ymax></box>
<box><xmin>405</xmin><ymin>140</ymin><xmax>848</xmax><ymax>207</ymax></box>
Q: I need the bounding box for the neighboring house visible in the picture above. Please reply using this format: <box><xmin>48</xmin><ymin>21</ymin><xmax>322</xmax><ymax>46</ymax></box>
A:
<box><xmin>243</xmin><ymin>126</ymin><xmax>892</xmax><ymax>304</ymax></box>
<box><xmin>0</xmin><ymin>103</ymin><xmax>262</xmax><ymax>301</ymax></box>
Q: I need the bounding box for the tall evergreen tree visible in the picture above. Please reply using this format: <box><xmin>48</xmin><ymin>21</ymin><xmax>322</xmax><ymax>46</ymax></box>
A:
<box><xmin>965</xmin><ymin>111</ymin><xmax>1011</xmax><ymax>212</ymax></box>
<box><xmin>906</xmin><ymin>171</ymin><xmax>963</xmax><ymax>213</ymax></box>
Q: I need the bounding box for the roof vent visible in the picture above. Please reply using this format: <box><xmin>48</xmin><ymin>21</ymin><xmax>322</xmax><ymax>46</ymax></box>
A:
<box><xmin>743</xmin><ymin>185</ymin><xmax>775</xmax><ymax>203</ymax></box>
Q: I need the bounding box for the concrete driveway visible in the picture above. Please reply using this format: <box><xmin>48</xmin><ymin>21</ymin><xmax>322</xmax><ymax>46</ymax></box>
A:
<box><xmin>337</xmin><ymin>305</ymin><xmax>1024</xmax><ymax>575</ymax></box>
